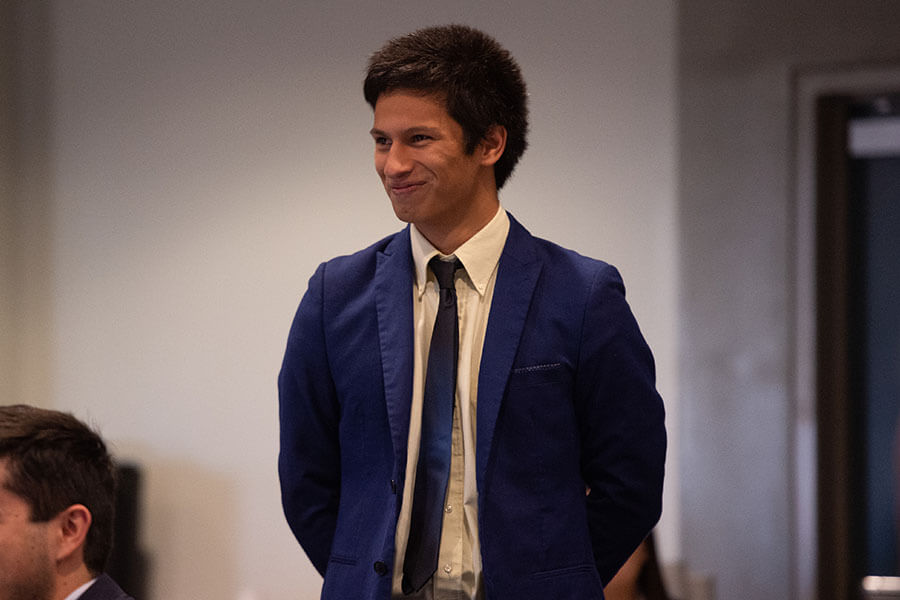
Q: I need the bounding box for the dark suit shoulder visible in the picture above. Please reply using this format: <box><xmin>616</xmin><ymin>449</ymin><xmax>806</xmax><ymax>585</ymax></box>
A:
<box><xmin>309</xmin><ymin>227</ymin><xmax>411</xmax><ymax>306</ymax></box>
<box><xmin>79</xmin><ymin>574</ymin><xmax>135</xmax><ymax>600</ymax></box>
<box><xmin>534</xmin><ymin>236</ymin><xmax>614</xmax><ymax>272</ymax></box>
<box><xmin>318</xmin><ymin>228</ymin><xmax>407</xmax><ymax>276</ymax></box>
<box><xmin>507</xmin><ymin>215</ymin><xmax>622</xmax><ymax>290</ymax></box>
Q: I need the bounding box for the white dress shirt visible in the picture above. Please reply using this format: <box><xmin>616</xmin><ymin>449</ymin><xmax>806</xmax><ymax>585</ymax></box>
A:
<box><xmin>391</xmin><ymin>206</ymin><xmax>510</xmax><ymax>600</ymax></box>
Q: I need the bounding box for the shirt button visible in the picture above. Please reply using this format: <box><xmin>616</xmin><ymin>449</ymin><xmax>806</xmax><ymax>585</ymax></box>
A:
<box><xmin>445</xmin><ymin>504</ymin><xmax>453</xmax><ymax>513</ymax></box>
<box><xmin>443</xmin><ymin>564</ymin><xmax>453</xmax><ymax>574</ymax></box>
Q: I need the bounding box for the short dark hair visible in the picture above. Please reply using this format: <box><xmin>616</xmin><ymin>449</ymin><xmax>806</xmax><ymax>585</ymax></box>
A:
<box><xmin>364</xmin><ymin>24</ymin><xmax>529</xmax><ymax>190</ymax></box>
<box><xmin>0</xmin><ymin>405</ymin><xmax>116</xmax><ymax>575</ymax></box>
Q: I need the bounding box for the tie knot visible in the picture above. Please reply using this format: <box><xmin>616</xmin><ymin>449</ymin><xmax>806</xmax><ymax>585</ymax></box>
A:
<box><xmin>429</xmin><ymin>257</ymin><xmax>460</xmax><ymax>290</ymax></box>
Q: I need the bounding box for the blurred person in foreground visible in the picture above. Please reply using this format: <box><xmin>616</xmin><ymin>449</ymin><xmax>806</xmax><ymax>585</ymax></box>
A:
<box><xmin>0</xmin><ymin>404</ymin><xmax>133</xmax><ymax>600</ymax></box>
<box><xmin>278</xmin><ymin>24</ymin><xmax>666</xmax><ymax>599</ymax></box>
<box><xmin>603</xmin><ymin>532</ymin><xmax>674</xmax><ymax>600</ymax></box>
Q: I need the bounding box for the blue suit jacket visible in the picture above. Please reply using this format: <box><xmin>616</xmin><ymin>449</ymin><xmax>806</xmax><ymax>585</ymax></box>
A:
<box><xmin>278</xmin><ymin>214</ymin><xmax>665</xmax><ymax>600</ymax></box>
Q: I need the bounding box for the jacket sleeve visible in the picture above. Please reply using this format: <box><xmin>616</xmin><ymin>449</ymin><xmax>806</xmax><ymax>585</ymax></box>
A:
<box><xmin>278</xmin><ymin>263</ymin><xmax>341</xmax><ymax>575</ymax></box>
<box><xmin>576</xmin><ymin>263</ymin><xmax>666</xmax><ymax>585</ymax></box>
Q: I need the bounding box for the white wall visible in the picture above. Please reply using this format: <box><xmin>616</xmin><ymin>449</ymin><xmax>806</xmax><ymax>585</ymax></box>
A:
<box><xmin>3</xmin><ymin>2</ymin><xmax>57</xmax><ymax>409</ymax></box>
<box><xmin>0</xmin><ymin>2</ymin><xmax>14</xmax><ymax>404</ymax></box>
<box><xmin>7</xmin><ymin>2</ymin><xmax>678</xmax><ymax>598</ymax></box>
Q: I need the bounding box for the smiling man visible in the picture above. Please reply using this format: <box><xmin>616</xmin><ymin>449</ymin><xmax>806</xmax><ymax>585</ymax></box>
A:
<box><xmin>278</xmin><ymin>25</ymin><xmax>666</xmax><ymax>600</ymax></box>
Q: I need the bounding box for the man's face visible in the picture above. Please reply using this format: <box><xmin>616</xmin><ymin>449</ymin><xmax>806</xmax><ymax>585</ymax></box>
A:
<box><xmin>0</xmin><ymin>463</ymin><xmax>54</xmax><ymax>600</ymax></box>
<box><xmin>370</xmin><ymin>91</ymin><xmax>489</xmax><ymax>237</ymax></box>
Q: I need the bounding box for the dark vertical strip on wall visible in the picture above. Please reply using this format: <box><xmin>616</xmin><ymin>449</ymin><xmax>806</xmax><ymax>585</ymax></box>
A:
<box><xmin>815</xmin><ymin>94</ymin><xmax>866</xmax><ymax>600</ymax></box>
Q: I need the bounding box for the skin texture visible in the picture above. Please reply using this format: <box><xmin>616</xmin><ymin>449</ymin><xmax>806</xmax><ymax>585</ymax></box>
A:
<box><xmin>0</xmin><ymin>461</ymin><xmax>93</xmax><ymax>600</ymax></box>
<box><xmin>0</xmin><ymin>463</ymin><xmax>54</xmax><ymax>600</ymax></box>
<box><xmin>603</xmin><ymin>540</ymin><xmax>650</xmax><ymax>600</ymax></box>
<box><xmin>370</xmin><ymin>90</ymin><xmax>506</xmax><ymax>254</ymax></box>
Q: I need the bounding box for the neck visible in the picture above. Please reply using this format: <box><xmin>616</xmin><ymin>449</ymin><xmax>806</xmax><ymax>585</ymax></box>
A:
<box><xmin>54</xmin><ymin>563</ymin><xmax>94</xmax><ymax>600</ymax></box>
<box><xmin>418</xmin><ymin>196</ymin><xmax>499</xmax><ymax>255</ymax></box>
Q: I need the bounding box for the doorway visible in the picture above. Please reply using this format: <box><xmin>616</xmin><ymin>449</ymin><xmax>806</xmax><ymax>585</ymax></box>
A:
<box><xmin>816</xmin><ymin>92</ymin><xmax>900</xmax><ymax>600</ymax></box>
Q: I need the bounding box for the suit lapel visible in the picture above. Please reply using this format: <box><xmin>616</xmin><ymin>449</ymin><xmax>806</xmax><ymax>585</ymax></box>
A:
<box><xmin>375</xmin><ymin>226</ymin><xmax>415</xmax><ymax>465</ymax></box>
<box><xmin>476</xmin><ymin>215</ymin><xmax>542</xmax><ymax>488</ymax></box>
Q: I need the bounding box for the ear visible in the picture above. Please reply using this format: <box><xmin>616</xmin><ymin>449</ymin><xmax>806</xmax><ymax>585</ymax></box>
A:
<box><xmin>52</xmin><ymin>504</ymin><xmax>92</xmax><ymax>564</ymax></box>
<box><xmin>478</xmin><ymin>124</ymin><xmax>507</xmax><ymax>167</ymax></box>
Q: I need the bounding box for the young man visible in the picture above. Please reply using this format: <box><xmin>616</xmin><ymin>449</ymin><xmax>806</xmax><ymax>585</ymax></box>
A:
<box><xmin>279</xmin><ymin>25</ymin><xmax>666</xmax><ymax>600</ymax></box>
<box><xmin>0</xmin><ymin>405</ymin><xmax>133</xmax><ymax>600</ymax></box>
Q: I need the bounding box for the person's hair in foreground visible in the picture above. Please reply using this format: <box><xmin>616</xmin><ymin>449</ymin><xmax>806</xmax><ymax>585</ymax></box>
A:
<box><xmin>363</xmin><ymin>24</ymin><xmax>529</xmax><ymax>190</ymax></box>
<box><xmin>0</xmin><ymin>404</ymin><xmax>116</xmax><ymax>575</ymax></box>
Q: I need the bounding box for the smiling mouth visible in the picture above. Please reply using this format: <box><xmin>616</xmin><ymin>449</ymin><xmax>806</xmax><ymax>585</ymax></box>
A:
<box><xmin>389</xmin><ymin>181</ymin><xmax>425</xmax><ymax>194</ymax></box>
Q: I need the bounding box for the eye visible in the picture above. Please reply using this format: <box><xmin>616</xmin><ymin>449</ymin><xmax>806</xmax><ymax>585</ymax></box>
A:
<box><xmin>373</xmin><ymin>136</ymin><xmax>391</xmax><ymax>148</ymax></box>
<box><xmin>410</xmin><ymin>134</ymin><xmax>431</xmax><ymax>143</ymax></box>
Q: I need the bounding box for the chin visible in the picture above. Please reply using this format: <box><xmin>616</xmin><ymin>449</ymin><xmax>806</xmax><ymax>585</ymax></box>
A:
<box><xmin>389</xmin><ymin>200</ymin><xmax>416</xmax><ymax>224</ymax></box>
<box><xmin>390</xmin><ymin>208</ymin><xmax>413</xmax><ymax>224</ymax></box>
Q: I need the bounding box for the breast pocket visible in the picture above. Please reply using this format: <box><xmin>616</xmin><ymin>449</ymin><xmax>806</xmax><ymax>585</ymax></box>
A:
<box><xmin>508</xmin><ymin>362</ymin><xmax>566</xmax><ymax>388</ymax></box>
<box><xmin>505</xmin><ymin>361</ymin><xmax>577</xmax><ymax>465</ymax></box>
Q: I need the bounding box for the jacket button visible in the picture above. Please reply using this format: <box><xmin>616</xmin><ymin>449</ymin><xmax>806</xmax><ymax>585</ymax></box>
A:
<box><xmin>373</xmin><ymin>561</ymin><xmax>388</xmax><ymax>576</ymax></box>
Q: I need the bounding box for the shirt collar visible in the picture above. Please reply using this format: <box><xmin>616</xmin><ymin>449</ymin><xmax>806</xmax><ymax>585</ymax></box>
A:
<box><xmin>411</xmin><ymin>206</ymin><xmax>510</xmax><ymax>299</ymax></box>
<box><xmin>63</xmin><ymin>578</ymin><xmax>97</xmax><ymax>600</ymax></box>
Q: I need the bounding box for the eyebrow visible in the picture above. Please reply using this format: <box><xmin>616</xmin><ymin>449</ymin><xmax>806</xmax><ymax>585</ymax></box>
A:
<box><xmin>369</xmin><ymin>126</ymin><xmax>442</xmax><ymax>138</ymax></box>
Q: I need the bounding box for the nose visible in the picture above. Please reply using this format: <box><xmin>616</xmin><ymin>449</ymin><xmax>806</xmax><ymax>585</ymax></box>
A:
<box><xmin>381</xmin><ymin>143</ymin><xmax>412</xmax><ymax>179</ymax></box>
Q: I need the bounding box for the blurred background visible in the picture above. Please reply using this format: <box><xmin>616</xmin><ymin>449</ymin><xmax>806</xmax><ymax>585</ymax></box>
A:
<box><xmin>2</xmin><ymin>1</ymin><xmax>898</xmax><ymax>599</ymax></box>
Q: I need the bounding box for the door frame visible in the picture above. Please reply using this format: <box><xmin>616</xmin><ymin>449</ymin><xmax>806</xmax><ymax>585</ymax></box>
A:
<box><xmin>793</xmin><ymin>63</ymin><xmax>900</xmax><ymax>600</ymax></box>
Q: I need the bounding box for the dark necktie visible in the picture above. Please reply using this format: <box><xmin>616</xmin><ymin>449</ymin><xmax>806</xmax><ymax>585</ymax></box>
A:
<box><xmin>402</xmin><ymin>257</ymin><xmax>461</xmax><ymax>595</ymax></box>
